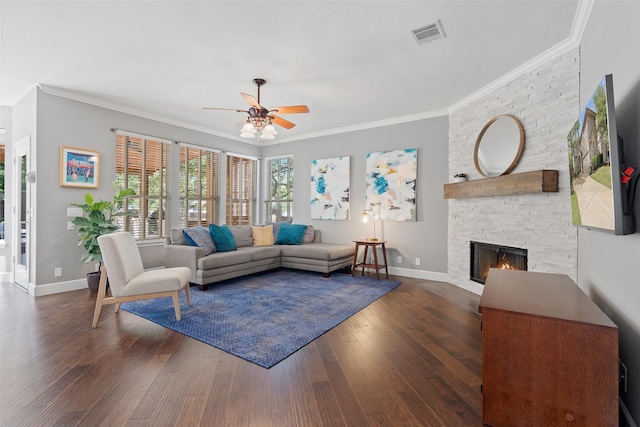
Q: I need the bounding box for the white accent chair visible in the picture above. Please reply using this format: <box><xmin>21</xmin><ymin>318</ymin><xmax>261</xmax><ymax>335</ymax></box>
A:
<box><xmin>92</xmin><ymin>232</ymin><xmax>192</xmax><ymax>328</ymax></box>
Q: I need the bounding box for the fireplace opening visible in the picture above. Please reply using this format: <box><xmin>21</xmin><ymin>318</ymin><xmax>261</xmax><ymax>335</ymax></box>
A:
<box><xmin>470</xmin><ymin>241</ymin><xmax>528</xmax><ymax>284</ymax></box>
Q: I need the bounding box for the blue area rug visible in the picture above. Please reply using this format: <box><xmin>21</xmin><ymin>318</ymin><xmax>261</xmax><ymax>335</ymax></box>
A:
<box><xmin>121</xmin><ymin>269</ymin><xmax>401</xmax><ymax>368</ymax></box>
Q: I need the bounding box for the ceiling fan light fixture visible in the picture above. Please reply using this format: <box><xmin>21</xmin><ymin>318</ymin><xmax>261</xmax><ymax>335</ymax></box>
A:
<box><xmin>262</xmin><ymin>124</ymin><xmax>277</xmax><ymax>135</ymax></box>
<box><xmin>241</xmin><ymin>122</ymin><xmax>256</xmax><ymax>133</ymax></box>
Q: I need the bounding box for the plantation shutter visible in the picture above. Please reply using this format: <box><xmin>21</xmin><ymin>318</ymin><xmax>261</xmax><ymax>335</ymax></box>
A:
<box><xmin>179</xmin><ymin>145</ymin><xmax>220</xmax><ymax>227</ymax></box>
<box><xmin>226</xmin><ymin>154</ymin><xmax>257</xmax><ymax>225</ymax></box>
<box><xmin>115</xmin><ymin>134</ymin><xmax>170</xmax><ymax>240</ymax></box>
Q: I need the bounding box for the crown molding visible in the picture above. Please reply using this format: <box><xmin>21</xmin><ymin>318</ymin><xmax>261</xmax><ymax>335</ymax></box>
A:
<box><xmin>266</xmin><ymin>109</ymin><xmax>450</xmax><ymax>145</ymax></box>
<box><xmin>448</xmin><ymin>0</ymin><xmax>593</xmax><ymax>114</ymax></box>
<box><xmin>37</xmin><ymin>83</ymin><xmax>257</xmax><ymax>144</ymax></box>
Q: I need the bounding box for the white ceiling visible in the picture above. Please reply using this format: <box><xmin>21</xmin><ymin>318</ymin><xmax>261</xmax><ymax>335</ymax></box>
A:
<box><xmin>1</xmin><ymin>1</ymin><xmax>581</xmax><ymax>144</ymax></box>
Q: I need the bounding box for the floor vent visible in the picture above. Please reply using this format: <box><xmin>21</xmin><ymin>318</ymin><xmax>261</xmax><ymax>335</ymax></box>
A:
<box><xmin>411</xmin><ymin>20</ymin><xmax>445</xmax><ymax>45</ymax></box>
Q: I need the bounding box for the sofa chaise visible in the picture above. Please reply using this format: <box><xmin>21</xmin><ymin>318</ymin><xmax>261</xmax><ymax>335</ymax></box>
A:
<box><xmin>164</xmin><ymin>224</ymin><xmax>354</xmax><ymax>290</ymax></box>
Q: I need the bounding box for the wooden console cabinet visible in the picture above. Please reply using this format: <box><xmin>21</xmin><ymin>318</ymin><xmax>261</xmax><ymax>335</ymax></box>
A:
<box><xmin>479</xmin><ymin>269</ymin><xmax>618</xmax><ymax>426</ymax></box>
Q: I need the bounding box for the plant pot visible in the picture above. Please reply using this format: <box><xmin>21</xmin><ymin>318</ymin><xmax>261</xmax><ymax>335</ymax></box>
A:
<box><xmin>453</xmin><ymin>177</ymin><xmax>467</xmax><ymax>183</ymax></box>
<box><xmin>87</xmin><ymin>271</ymin><xmax>101</xmax><ymax>294</ymax></box>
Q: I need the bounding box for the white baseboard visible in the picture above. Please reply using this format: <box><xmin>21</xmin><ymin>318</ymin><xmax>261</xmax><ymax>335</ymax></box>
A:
<box><xmin>387</xmin><ymin>266</ymin><xmax>449</xmax><ymax>283</ymax></box>
<box><xmin>0</xmin><ymin>272</ymin><xmax>11</xmax><ymax>282</ymax></box>
<box><xmin>31</xmin><ymin>278</ymin><xmax>88</xmax><ymax>297</ymax></box>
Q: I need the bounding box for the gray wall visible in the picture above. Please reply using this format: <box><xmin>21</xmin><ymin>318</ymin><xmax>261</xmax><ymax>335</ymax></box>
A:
<box><xmin>578</xmin><ymin>1</ymin><xmax>640</xmax><ymax>422</ymax></box>
<box><xmin>34</xmin><ymin>90</ymin><xmax>258</xmax><ymax>288</ymax></box>
<box><xmin>261</xmin><ymin>116</ymin><xmax>450</xmax><ymax>277</ymax></box>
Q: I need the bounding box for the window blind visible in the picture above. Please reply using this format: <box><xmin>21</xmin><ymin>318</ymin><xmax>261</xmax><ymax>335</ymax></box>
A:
<box><xmin>115</xmin><ymin>134</ymin><xmax>170</xmax><ymax>240</ymax></box>
<box><xmin>179</xmin><ymin>145</ymin><xmax>220</xmax><ymax>227</ymax></box>
<box><xmin>226</xmin><ymin>154</ymin><xmax>257</xmax><ymax>225</ymax></box>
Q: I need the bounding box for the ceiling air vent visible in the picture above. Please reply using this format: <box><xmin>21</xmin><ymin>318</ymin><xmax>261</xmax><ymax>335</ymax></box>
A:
<box><xmin>411</xmin><ymin>20</ymin><xmax>445</xmax><ymax>45</ymax></box>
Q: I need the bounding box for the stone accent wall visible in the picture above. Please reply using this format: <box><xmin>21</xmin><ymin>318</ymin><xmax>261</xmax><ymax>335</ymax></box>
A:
<box><xmin>448</xmin><ymin>48</ymin><xmax>580</xmax><ymax>294</ymax></box>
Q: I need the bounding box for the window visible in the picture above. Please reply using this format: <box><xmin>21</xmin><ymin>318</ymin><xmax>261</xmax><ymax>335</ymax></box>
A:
<box><xmin>115</xmin><ymin>134</ymin><xmax>170</xmax><ymax>240</ymax></box>
<box><xmin>179</xmin><ymin>145</ymin><xmax>220</xmax><ymax>227</ymax></box>
<box><xmin>265</xmin><ymin>156</ymin><xmax>294</xmax><ymax>223</ymax></box>
<box><xmin>226</xmin><ymin>154</ymin><xmax>257</xmax><ymax>225</ymax></box>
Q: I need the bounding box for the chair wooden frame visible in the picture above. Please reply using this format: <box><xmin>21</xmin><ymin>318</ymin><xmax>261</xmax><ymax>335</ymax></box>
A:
<box><xmin>92</xmin><ymin>265</ymin><xmax>191</xmax><ymax>328</ymax></box>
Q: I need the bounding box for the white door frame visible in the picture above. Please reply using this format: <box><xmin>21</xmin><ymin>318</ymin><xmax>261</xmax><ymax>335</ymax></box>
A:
<box><xmin>13</xmin><ymin>136</ymin><xmax>31</xmax><ymax>291</ymax></box>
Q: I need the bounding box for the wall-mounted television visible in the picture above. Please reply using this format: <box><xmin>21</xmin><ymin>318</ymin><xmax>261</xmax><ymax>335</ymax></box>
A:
<box><xmin>567</xmin><ymin>74</ymin><xmax>636</xmax><ymax>235</ymax></box>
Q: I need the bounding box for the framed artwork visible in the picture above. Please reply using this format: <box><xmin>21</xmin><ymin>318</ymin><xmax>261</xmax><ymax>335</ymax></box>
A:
<box><xmin>310</xmin><ymin>156</ymin><xmax>350</xmax><ymax>220</ymax></box>
<box><xmin>365</xmin><ymin>148</ymin><xmax>417</xmax><ymax>221</ymax></box>
<box><xmin>60</xmin><ymin>146</ymin><xmax>99</xmax><ymax>188</ymax></box>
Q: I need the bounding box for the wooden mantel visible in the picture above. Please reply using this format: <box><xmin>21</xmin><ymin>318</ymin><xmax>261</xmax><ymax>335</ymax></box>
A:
<box><xmin>443</xmin><ymin>169</ymin><xmax>559</xmax><ymax>199</ymax></box>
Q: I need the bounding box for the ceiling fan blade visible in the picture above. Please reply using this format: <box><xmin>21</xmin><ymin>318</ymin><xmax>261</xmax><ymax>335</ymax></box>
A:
<box><xmin>269</xmin><ymin>105</ymin><xmax>309</xmax><ymax>114</ymax></box>
<box><xmin>202</xmin><ymin>107</ymin><xmax>248</xmax><ymax>112</ymax></box>
<box><xmin>241</xmin><ymin>93</ymin><xmax>261</xmax><ymax>109</ymax></box>
<box><xmin>235</xmin><ymin>118</ymin><xmax>249</xmax><ymax>127</ymax></box>
<box><xmin>270</xmin><ymin>115</ymin><xmax>296</xmax><ymax>129</ymax></box>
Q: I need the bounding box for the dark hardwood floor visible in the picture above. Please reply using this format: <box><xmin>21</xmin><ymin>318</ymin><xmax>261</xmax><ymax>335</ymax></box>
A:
<box><xmin>0</xmin><ymin>275</ymin><xmax>482</xmax><ymax>426</ymax></box>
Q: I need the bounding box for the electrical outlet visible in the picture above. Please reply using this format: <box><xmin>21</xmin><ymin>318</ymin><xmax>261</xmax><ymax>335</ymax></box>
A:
<box><xmin>67</xmin><ymin>221</ymin><xmax>75</xmax><ymax>230</ymax></box>
<box><xmin>415</xmin><ymin>257</ymin><xmax>421</xmax><ymax>266</ymax></box>
<box><xmin>397</xmin><ymin>256</ymin><xmax>402</xmax><ymax>264</ymax></box>
<box><xmin>54</xmin><ymin>267</ymin><xmax>62</xmax><ymax>277</ymax></box>
<box><xmin>620</xmin><ymin>359</ymin><xmax>628</xmax><ymax>393</ymax></box>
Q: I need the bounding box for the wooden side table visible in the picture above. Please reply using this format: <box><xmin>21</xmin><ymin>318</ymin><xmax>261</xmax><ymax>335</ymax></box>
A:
<box><xmin>352</xmin><ymin>240</ymin><xmax>389</xmax><ymax>279</ymax></box>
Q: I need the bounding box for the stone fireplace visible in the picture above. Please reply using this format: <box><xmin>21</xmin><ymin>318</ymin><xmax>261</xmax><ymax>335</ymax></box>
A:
<box><xmin>470</xmin><ymin>241</ymin><xmax>528</xmax><ymax>284</ymax></box>
<box><xmin>446</xmin><ymin>47</ymin><xmax>579</xmax><ymax>295</ymax></box>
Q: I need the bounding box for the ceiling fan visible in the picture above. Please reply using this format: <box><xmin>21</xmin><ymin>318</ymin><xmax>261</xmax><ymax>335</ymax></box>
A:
<box><xmin>203</xmin><ymin>78</ymin><xmax>309</xmax><ymax>140</ymax></box>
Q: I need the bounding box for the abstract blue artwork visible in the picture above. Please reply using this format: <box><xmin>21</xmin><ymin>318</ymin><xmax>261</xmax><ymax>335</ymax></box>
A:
<box><xmin>310</xmin><ymin>156</ymin><xmax>350</xmax><ymax>220</ymax></box>
<box><xmin>365</xmin><ymin>148</ymin><xmax>417</xmax><ymax>221</ymax></box>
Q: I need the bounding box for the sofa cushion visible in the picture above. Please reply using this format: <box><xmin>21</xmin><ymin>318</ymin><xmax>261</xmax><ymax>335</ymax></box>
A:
<box><xmin>251</xmin><ymin>225</ymin><xmax>275</xmax><ymax>246</ymax></box>
<box><xmin>240</xmin><ymin>245</ymin><xmax>281</xmax><ymax>261</ymax></box>
<box><xmin>276</xmin><ymin>223</ymin><xmax>307</xmax><ymax>245</ymax></box>
<box><xmin>208</xmin><ymin>224</ymin><xmax>237</xmax><ymax>252</ymax></box>
<box><xmin>279</xmin><ymin>243</ymin><xmax>354</xmax><ymax>261</ymax></box>
<box><xmin>227</xmin><ymin>225</ymin><xmax>254</xmax><ymax>247</ymax></box>
<box><xmin>198</xmin><ymin>250</ymin><xmax>250</xmax><ymax>270</ymax></box>
<box><xmin>182</xmin><ymin>226</ymin><xmax>216</xmax><ymax>255</ymax></box>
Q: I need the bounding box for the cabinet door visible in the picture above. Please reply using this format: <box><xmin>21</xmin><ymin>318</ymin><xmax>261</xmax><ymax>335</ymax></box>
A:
<box><xmin>482</xmin><ymin>308</ymin><xmax>618</xmax><ymax>426</ymax></box>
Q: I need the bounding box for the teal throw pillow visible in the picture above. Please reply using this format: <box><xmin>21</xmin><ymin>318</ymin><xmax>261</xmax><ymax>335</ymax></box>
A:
<box><xmin>275</xmin><ymin>223</ymin><xmax>307</xmax><ymax>245</ymax></box>
<box><xmin>209</xmin><ymin>224</ymin><xmax>237</xmax><ymax>252</ymax></box>
<box><xmin>267</xmin><ymin>218</ymin><xmax>293</xmax><ymax>240</ymax></box>
<box><xmin>182</xmin><ymin>226</ymin><xmax>217</xmax><ymax>255</ymax></box>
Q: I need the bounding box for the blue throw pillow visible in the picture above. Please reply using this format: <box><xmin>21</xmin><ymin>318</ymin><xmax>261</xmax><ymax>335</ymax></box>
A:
<box><xmin>182</xmin><ymin>226</ymin><xmax>217</xmax><ymax>255</ymax></box>
<box><xmin>275</xmin><ymin>223</ymin><xmax>307</xmax><ymax>245</ymax></box>
<box><xmin>267</xmin><ymin>218</ymin><xmax>293</xmax><ymax>240</ymax></box>
<box><xmin>209</xmin><ymin>224</ymin><xmax>237</xmax><ymax>252</ymax></box>
<box><xmin>183</xmin><ymin>230</ymin><xmax>198</xmax><ymax>247</ymax></box>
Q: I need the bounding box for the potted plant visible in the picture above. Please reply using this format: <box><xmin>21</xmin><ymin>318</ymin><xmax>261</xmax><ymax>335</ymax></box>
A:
<box><xmin>453</xmin><ymin>173</ymin><xmax>468</xmax><ymax>183</ymax></box>
<box><xmin>71</xmin><ymin>184</ymin><xmax>135</xmax><ymax>293</ymax></box>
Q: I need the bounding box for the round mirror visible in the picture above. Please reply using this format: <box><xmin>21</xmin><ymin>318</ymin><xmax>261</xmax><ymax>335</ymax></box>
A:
<box><xmin>473</xmin><ymin>115</ymin><xmax>525</xmax><ymax>177</ymax></box>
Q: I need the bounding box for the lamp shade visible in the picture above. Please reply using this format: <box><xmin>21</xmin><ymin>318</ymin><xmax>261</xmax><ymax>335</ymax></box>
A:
<box><xmin>262</xmin><ymin>124</ymin><xmax>277</xmax><ymax>135</ymax></box>
<box><xmin>241</xmin><ymin>122</ymin><xmax>256</xmax><ymax>133</ymax></box>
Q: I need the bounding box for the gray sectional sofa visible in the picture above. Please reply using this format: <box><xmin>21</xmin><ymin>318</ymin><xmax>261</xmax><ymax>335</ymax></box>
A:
<box><xmin>164</xmin><ymin>224</ymin><xmax>354</xmax><ymax>290</ymax></box>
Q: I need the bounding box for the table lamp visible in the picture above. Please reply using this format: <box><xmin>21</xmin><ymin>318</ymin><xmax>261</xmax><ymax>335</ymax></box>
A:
<box><xmin>361</xmin><ymin>202</ymin><xmax>381</xmax><ymax>241</ymax></box>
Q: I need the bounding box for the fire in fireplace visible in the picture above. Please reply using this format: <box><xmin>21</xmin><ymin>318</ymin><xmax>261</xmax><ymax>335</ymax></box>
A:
<box><xmin>470</xmin><ymin>241</ymin><xmax>528</xmax><ymax>284</ymax></box>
